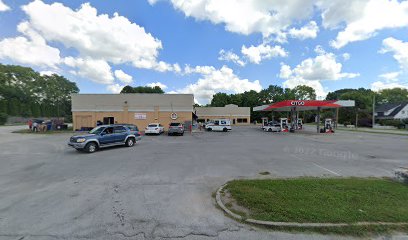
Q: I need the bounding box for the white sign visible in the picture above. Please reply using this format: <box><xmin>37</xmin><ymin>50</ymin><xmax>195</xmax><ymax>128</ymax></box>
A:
<box><xmin>290</xmin><ymin>101</ymin><xmax>305</xmax><ymax>106</ymax></box>
<box><xmin>134</xmin><ymin>113</ymin><xmax>146</xmax><ymax>120</ymax></box>
<box><xmin>171</xmin><ymin>112</ymin><xmax>178</xmax><ymax>120</ymax></box>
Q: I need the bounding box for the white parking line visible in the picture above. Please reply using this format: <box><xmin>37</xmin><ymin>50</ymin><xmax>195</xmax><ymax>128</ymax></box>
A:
<box><xmin>312</xmin><ymin>162</ymin><xmax>341</xmax><ymax>176</ymax></box>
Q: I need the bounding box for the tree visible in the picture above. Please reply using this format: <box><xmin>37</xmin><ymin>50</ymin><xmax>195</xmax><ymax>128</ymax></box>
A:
<box><xmin>377</xmin><ymin>88</ymin><xmax>408</xmax><ymax>104</ymax></box>
<box><xmin>0</xmin><ymin>63</ymin><xmax>78</xmax><ymax>118</ymax></box>
<box><xmin>291</xmin><ymin>85</ymin><xmax>317</xmax><ymax>100</ymax></box>
<box><xmin>120</xmin><ymin>85</ymin><xmax>165</xmax><ymax>93</ymax></box>
<box><xmin>210</xmin><ymin>93</ymin><xmax>231</xmax><ymax>107</ymax></box>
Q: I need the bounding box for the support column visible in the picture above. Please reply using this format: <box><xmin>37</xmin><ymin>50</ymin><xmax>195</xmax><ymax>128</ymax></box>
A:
<box><xmin>317</xmin><ymin>107</ymin><xmax>321</xmax><ymax>133</ymax></box>
<box><xmin>335</xmin><ymin>108</ymin><xmax>339</xmax><ymax>129</ymax></box>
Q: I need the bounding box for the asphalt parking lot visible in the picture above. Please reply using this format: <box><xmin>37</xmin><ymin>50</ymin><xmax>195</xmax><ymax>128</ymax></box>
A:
<box><xmin>0</xmin><ymin>125</ymin><xmax>407</xmax><ymax>240</ymax></box>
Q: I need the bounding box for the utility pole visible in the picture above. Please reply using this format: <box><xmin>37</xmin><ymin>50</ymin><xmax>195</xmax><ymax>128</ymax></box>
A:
<box><xmin>355</xmin><ymin>108</ymin><xmax>359</xmax><ymax>128</ymax></box>
<box><xmin>372</xmin><ymin>94</ymin><xmax>375</xmax><ymax>128</ymax></box>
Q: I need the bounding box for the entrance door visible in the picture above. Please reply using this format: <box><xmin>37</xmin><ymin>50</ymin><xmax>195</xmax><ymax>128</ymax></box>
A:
<box><xmin>103</xmin><ymin>117</ymin><xmax>114</xmax><ymax>125</ymax></box>
<box><xmin>233</xmin><ymin>119</ymin><xmax>236</xmax><ymax>125</ymax></box>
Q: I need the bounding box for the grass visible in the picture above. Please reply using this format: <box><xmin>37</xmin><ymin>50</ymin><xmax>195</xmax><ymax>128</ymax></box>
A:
<box><xmin>224</xmin><ymin>178</ymin><xmax>408</xmax><ymax>236</ymax></box>
<box><xmin>12</xmin><ymin>128</ymin><xmax>75</xmax><ymax>134</ymax></box>
<box><xmin>336</xmin><ymin>128</ymin><xmax>408</xmax><ymax>136</ymax></box>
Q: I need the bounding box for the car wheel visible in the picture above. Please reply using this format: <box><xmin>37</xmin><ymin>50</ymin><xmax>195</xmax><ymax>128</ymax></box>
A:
<box><xmin>223</xmin><ymin>128</ymin><xmax>228</xmax><ymax>132</ymax></box>
<box><xmin>207</xmin><ymin>128</ymin><xmax>212</xmax><ymax>131</ymax></box>
<box><xmin>181</xmin><ymin>132</ymin><xmax>184</xmax><ymax>136</ymax></box>
<box><xmin>85</xmin><ymin>142</ymin><xmax>97</xmax><ymax>153</ymax></box>
<box><xmin>126</xmin><ymin>138</ymin><xmax>135</xmax><ymax>147</ymax></box>
<box><xmin>268</xmin><ymin>128</ymin><xmax>272</xmax><ymax>132</ymax></box>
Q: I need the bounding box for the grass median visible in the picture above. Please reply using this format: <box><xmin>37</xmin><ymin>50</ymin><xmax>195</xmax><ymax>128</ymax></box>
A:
<box><xmin>223</xmin><ymin>178</ymin><xmax>408</xmax><ymax>235</ymax></box>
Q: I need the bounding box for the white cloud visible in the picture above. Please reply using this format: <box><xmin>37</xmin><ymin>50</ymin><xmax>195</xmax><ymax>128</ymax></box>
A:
<box><xmin>0</xmin><ymin>0</ymin><xmax>10</xmax><ymax>11</ymax></box>
<box><xmin>283</xmin><ymin>78</ymin><xmax>326</xmax><ymax>99</ymax></box>
<box><xmin>169</xmin><ymin>0</ymin><xmax>315</xmax><ymax>38</ymax></box>
<box><xmin>279</xmin><ymin>50</ymin><xmax>359</xmax><ymax>98</ymax></box>
<box><xmin>64</xmin><ymin>57</ymin><xmax>114</xmax><ymax>84</ymax></box>
<box><xmin>288</xmin><ymin>21</ymin><xmax>318</xmax><ymax>40</ymax></box>
<box><xmin>218</xmin><ymin>49</ymin><xmax>245</xmax><ymax>66</ymax></box>
<box><xmin>179</xmin><ymin>65</ymin><xmax>262</xmax><ymax>104</ymax></box>
<box><xmin>381</xmin><ymin>37</ymin><xmax>408</xmax><ymax>70</ymax></box>
<box><xmin>329</xmin><ymin>0</ymin><xmax>408</xmax><ymax>48</ymax></box>
<box><xmin>167</xmin><ymin>0</ymin><xmax>408</xmax><ymax>48</ymax></box>
<box><xmin>0</xmin><ymin>22</ymin><xmax>61</xmax><ymax>68</ymax></box>
<box><xmin>114</xmin><ymin>70</ymin><xmax>133</xmax><ymax>84</ymax></box>
<box><xmin>107</xmin><ymin>84</ymin><xmax>125</xmax><ymax>93</ymax></box>
<box><xmin>21</xmin><ymin>1</ymin><xmax>176</xmax><ymax>72</ymax></box>
<box><xmin>371</xmin><ymin>81</ymin><xmax>408</xmax><ymax>91</ymax></box>
<box><xmin>146</xmin><ymin>82</ymin><xmax>168</xmax><ymax>90</ymax></box>
<box><xmin>379</xmin><ymin>71</ymin><xmax>401</xmax><ymax>82</ymax></box>
<box><xmin>241</xmin><ymin>43</ymin><xmax>287</xmax><ymax>64</ymax></box>
<box><xmin>372</xmin><ymin>71</ymin><xmax>406</xmax><ymax>91</ymax></box>
<box><xmin>342</xmin><ymin>53</ymin><xmax>351</xmax><ymax>61</ymax></box>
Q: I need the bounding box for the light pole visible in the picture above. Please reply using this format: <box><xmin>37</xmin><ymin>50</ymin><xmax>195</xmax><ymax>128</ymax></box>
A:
<box><xmin>372</xmin><ymin>95</ymin><xmax>375</xmax><ymax>128</ymax></box>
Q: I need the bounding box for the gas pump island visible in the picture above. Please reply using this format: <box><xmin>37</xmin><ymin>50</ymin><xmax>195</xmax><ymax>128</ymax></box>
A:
<box><xmin>255</xmin><ymin>100</ymin><xmax>355</xmax><ymax>133</ymax></box>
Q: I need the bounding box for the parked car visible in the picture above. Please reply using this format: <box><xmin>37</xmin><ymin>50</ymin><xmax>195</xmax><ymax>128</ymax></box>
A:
<box><xmin>168</xmin><ymin>122</ymin><xmax>184</xmax><ymax>136</ymax></box>
<box><xmin>205</xmin><ymin>119</ymin><xmax>231</xmax><ymax>132</ymax></box>
<box><xmin>68</xmin><ymin>124</ymin><xmax>141</xmax><ymax>153</ymax></box>
<box><xmin>263</xmin><ymin>123</ymin><xmax>281</xmax><ymax>132</ymax></box>
<box><xmin>145</xmin><ymin>123</ymin><xmax>164</xmax><ymax>135</ymax></box>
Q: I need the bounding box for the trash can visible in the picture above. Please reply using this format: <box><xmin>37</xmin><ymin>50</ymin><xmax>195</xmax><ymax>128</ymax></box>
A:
<box><xmin>46</xmin><ymin>122</ymin><xmax>52</xmax><ymax>130</ymax></box>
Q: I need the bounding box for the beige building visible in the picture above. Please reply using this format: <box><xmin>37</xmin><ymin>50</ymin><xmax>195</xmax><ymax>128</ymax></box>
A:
<box><xmin>195</xmin><ymin>104</ymin><xmax>251</xmax><ymax>125</ymax></box>
<box><xmin>71</xmin><ymin>94</ymin><xmax>194</xmax><ymax>131</ymax></box>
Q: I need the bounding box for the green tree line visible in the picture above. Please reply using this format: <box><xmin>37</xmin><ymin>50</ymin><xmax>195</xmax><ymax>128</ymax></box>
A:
<box><xmin>0</xmin><ymin>64</ymin><xmax>79</xmax><ymax>123</ymax></box>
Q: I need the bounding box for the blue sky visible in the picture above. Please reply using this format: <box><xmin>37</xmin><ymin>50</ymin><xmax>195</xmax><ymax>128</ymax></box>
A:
<box><xmin>0</xmin><ymin>0</ymin><xmax>408</xmax><ymax>103</ymax></box>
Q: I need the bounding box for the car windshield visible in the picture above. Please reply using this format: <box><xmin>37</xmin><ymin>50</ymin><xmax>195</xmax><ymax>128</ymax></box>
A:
<box><xmin>89</xmin><ymin>126</ymin><xmax>104</xmax><ymax>134</ymax></box>
<box><xmin>148</xmin><ymin>124</ymin><xmax>158</xmax><ymax>127</ymax></box>
<box><xmin>170</xmin><ymin>123</ymin><xmax>180</xmax><ymax>126</ymax></box>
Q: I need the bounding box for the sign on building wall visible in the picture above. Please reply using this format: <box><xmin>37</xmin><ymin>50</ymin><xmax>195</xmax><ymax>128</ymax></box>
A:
<box><xmin>134</xmin><ymin>113</ymin><xmax>147</xmax><ymax>120</ymax></box>
<box><xmin>171</xmin><ymin>112</ymin><xmax>178</xmax><ymax>120</ymax></box>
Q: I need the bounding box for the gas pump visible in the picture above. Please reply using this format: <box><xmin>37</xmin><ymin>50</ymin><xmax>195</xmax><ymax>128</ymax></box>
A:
<box><xmin>320</xmin><ymin>118</ymin><xmax>334</xmax><ymax>133</ymax></box>
<box><xmin>280</xmin><ymin>118</ymin><xmax>289</xmax><ymax>132</ymax></box>
<box><xmin>297</xmin><ymin>118</ymin><xmax>303</xmax><ymax>130</ymax></box>
<box><xmin>261</xmin><ymin>117</ymin><xmax>268</xmax><ymax>130</ymax></box>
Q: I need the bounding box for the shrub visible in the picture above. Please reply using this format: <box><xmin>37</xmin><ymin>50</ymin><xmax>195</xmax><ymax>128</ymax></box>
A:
<box><xmin>358</xmin><ymin>118</ymin><xmax>372</xmax><ymax>127</ymax></box>
<box><xmin>378</xmin><ymin>119</ymin><xmax>406</xmax><ymax>129</ymax></box>
<box><xmin>0</xmin><ymin>112</ymin><xmax>7</xmax><ymax>125</ymax></box>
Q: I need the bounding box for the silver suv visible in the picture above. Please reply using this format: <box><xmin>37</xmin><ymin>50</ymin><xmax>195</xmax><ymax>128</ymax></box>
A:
<box><xmin>168</xmin><ymin>122</ymin><xmax>184</xmax><ymax>136</ymax></box>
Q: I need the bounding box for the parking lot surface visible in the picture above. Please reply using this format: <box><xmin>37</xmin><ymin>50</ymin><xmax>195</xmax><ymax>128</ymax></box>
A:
<box><xmin>0</xmin><ymin>125</ymin><xmax>407</xmax><ymax>239</ymax></box>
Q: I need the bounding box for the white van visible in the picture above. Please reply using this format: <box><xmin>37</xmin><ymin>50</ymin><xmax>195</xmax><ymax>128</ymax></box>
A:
<box><xmin>205</xmin><ymin>119</ymin><xmax>232</xmax><ymax>132</ymax></box>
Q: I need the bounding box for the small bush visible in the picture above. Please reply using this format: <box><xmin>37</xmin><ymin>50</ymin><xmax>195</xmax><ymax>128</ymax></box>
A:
<box><xmin>379</xmin><ymin>119</ymin><xmax>406</xmax><ymax>129</ymax></box>
<box><xmin>0</xmin><ymin>112</ymin><xmax>8</xmax><ymax>125</ymax></box>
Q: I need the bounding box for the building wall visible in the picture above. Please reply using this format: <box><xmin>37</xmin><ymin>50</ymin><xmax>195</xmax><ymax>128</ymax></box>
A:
<box><xmin>196</xmin><ymin>115</ymin><xmax>250</xmax><ymax>125</ymax></box>
<box><xmin>73</xmin><ymin>109</ymin><xmax>192</xmax><ymax>131</ymax></box>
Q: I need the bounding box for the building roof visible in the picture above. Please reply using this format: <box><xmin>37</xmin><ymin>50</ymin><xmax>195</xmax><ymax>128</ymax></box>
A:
<box><xmin>71</xmin><ymin>94</ymin><xmax>194</xmax><ymax>112</ymax></box>
<box><xmin>376</xmin><ymin>102</ymin><xmax>408</xmax><ymax>113</ymax></box>
<box><xmin>195</xmin><ymin>105</ymin><xmax>250</xmax><ymax>117</ymax></box>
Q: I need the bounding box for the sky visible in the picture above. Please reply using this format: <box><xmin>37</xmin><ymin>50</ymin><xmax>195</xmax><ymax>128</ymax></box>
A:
<box><xmin>1</xmin><ymin>0</ymin><xmax>408</xmax><ymax>104</ymax></box>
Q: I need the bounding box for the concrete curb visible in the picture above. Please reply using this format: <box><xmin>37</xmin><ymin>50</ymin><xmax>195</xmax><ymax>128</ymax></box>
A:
<box><xmin>215</xmin><ymin>183</ymin><xmax>408</xmax><ymax>228</ymax></box>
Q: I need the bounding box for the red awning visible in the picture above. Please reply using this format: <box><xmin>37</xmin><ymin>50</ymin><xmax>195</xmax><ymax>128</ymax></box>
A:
<box><xmin>263</xmin><ymin>100</ymin><xmax>341</xmax><ymax>112</ymax></box>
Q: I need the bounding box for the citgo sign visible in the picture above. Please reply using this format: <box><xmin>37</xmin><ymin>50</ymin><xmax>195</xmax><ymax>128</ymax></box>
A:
<box><xmin>290</xmin><ymin>101</ymin><xmax>305</xmax><ymax>106</ymax></box>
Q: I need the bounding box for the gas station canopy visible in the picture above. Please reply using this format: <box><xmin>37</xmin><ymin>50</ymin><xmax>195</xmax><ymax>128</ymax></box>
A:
<box><xmin>254</xmin><ymin>100</ymin><xmax>355</xmax><ymax>112</ymax></box>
